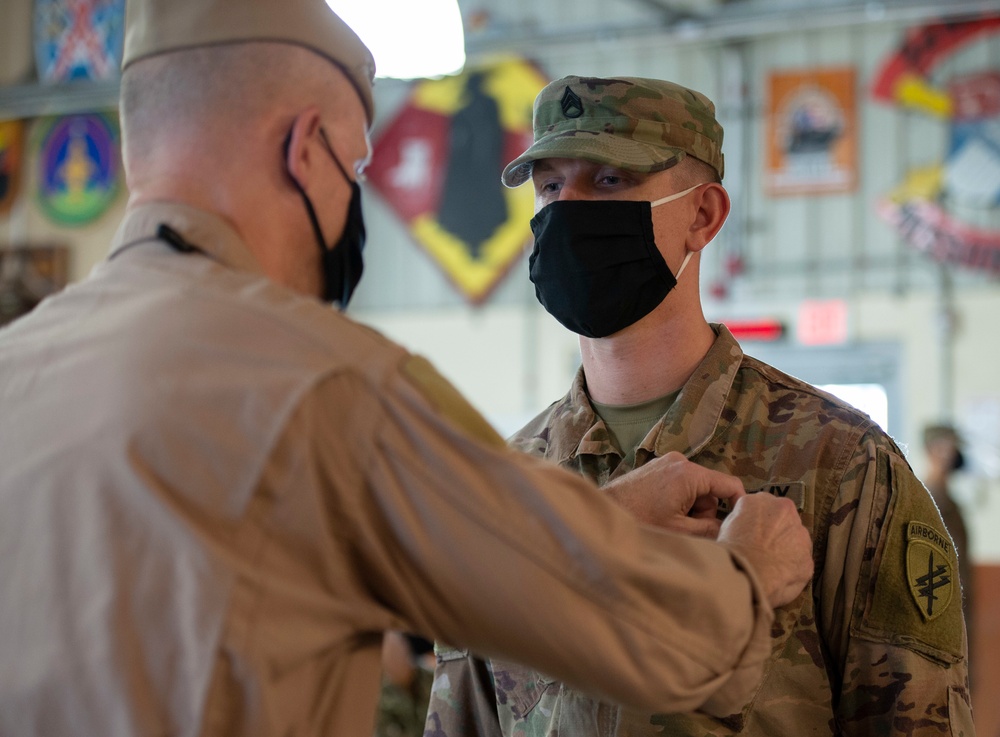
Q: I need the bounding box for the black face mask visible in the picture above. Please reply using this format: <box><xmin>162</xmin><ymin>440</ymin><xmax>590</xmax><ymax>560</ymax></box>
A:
<box><xmin>952</xmin><ymin>448</ymin><xmax>966</xmax><ymax>472</ymax></box>
<box><xmin>287</xmin><ymin>127</ymin><xmax>366</xmax><ymax>308</ymax></box>
<box><xmin>528</xmin><ymin>186</ymin><xmax>698</xmax><ymax>338</ymax></box>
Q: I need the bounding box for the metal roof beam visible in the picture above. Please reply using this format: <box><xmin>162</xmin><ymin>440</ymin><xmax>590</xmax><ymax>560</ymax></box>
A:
<box><xmin>464</xmin><ymin>0</ymin><xmax>999</xmax><ymax>54</ymax></box>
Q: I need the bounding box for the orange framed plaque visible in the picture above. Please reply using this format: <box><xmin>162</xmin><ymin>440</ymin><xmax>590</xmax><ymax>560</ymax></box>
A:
<box><xmin>766</xmin><ymin>67</ymin><xmax>857</xmax><ymax>196</ymax></box>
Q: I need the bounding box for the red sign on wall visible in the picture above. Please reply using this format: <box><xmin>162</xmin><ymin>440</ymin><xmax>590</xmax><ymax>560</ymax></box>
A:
<box><xmin>367</xmin><ymin>58</ymin><xmax>547</xmax><ymax>304</ymax></box>
<box><xmin>797</xmin><ymin>299</ymin><xmax>849</xmax><ymax>346</ymax></box>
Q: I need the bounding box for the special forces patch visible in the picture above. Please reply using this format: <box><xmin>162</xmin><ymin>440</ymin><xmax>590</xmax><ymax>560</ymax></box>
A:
<box><xmin>906</xmin><ymin>521</ymin><xmax>955</xmax><ymax>621</ymax></box>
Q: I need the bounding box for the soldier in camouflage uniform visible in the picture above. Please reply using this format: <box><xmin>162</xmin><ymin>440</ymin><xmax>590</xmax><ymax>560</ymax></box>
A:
<box><xmin>376</xmin><ymin>632</ymin><xmax>436</xmax><ymax>737</ymax></box>
<box><xmin>424</xmin><ymin>76</ymin><xmax>975</xmax><ymax>736</ymax></box>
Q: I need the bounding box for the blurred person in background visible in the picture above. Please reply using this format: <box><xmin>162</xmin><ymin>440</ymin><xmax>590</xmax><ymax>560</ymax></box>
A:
<box><xmin>923</xmin><ymin>423</ymin><xmax>973</xmax><ymax>636</ymax></box>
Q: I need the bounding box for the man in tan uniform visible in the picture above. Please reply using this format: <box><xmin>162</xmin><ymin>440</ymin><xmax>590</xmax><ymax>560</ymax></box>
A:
<box><xmin>425</xmin><ymin>76</ymin><xmax>975</xmax><ymax>736</ymax></box>
<box><xmin>0</xmin><ymin>3</ymin><xmax>815</xmax><ymax>736</ymax></box>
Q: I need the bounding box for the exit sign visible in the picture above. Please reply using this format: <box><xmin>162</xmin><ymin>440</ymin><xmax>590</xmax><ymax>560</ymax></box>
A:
<box><xmin>797</xmin><ymin>299</ymin><xmax>849</xmax><ymax>345</ymax></box>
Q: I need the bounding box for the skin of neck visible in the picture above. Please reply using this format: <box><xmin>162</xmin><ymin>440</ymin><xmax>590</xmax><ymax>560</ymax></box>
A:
<box><xmin>124</xmin><ymin>117</ymin><xmax>323</xmax><ymax>298</ymax></box>
<box><xmin>579</xmin><ymin>263</ymin><xmax>716</xmax><ymax>405</ymax></box>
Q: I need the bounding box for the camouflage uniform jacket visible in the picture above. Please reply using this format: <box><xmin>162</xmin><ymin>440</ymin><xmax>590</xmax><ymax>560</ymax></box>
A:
<box><xmin>425</xmin><ymin>325</ymin><xmax>974</xmax><ymax>737</ymax></box>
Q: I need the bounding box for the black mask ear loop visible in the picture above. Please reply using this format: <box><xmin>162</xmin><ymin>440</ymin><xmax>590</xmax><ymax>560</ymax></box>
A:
<box><xmin>316</xmin><ymin>128</ymin><xmax>366</xmax><ymax>305</ymax></box>
<box><xmin>283</xmin><ymin>126</ymin><xmax>331</xmax><ymax>276</ymax></box>
<box><xmin>283</xmin><ymin>126</ymin><xmax>365</xmax><ymax>305</ymax></box>
<box><xmin>317</xmin><ymin>127</ymin><xmax>354</xmax><ymax>184</ymax></box>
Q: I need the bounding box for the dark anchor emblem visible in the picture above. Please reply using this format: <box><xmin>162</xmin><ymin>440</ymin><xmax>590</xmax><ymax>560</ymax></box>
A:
<box><xmin>560</xmin><ymin>86</ymin><xmax>583</xmax><ymax>118</ymax></box>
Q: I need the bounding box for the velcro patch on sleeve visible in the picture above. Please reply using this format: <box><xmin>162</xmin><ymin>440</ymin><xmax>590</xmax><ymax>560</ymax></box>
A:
<box><xmin>401</xmin><ymin>355</ymin><xmax>506</xmax><ymax>450</ymax></box>
<box><xmin>852</xmin><ymin>454</ymin><xmax>965</xmax><ymax>663</ymax></box>
<box><xmin>906</xmin><ymin>522</ymin><xmax>956</xmax><ymax>622</ymax></box>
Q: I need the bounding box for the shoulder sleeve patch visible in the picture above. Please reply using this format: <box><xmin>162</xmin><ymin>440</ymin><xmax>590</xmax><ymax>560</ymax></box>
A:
<box><xmin>852</xmin><ymin>451</ymin><xmax>965</xmax><ymax>663</ymax></box>
<box><xmin>905</xmin><ymin>521</ymin><xmax>956</xmax><ymax>622</ymax></box>
<box><xmin>401</xmin><ymin>355</ymin><xmax>506</xmax><ymax>450</ymax></box>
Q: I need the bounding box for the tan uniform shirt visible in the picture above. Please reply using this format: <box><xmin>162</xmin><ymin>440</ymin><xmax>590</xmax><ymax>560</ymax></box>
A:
<box><xmin>425</xmin><ymin>326</ymin><xmax>975</xmax><ymax>737</ymax></box>
<box><xmin>0</xmin><ymin>205</ymin><xmax>775</xmax><ymax>737</ymax></box>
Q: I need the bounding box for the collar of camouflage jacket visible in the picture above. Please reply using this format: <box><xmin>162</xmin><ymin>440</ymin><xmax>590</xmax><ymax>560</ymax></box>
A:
<box><xmin>560</xmin><ymin>324</ymin><xmax>744</xmax><ymax>462</ymax></box>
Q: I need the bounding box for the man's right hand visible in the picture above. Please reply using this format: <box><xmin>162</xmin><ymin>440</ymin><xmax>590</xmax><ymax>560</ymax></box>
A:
<box><xmin>603</xmin><ymin>451</ymin><xmax>745</xmax><ymax>538</ymax></box>
<box><xmin>717</xmin><ymin>495</ymin><xmax>814</xmax><ymax>608</ymax></box>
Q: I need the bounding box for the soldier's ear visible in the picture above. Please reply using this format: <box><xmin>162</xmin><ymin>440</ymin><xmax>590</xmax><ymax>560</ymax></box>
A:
<box><xmin>686</xmin><ymin>183</ymin><xmax>730</xmax><ymax>252</ymax></box>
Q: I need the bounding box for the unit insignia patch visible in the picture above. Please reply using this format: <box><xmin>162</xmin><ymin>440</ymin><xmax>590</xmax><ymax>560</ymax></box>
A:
<box><xmin>905</xmin><ymin>521</ymin><xmax>954</xmax><ymax>621</ymax></box>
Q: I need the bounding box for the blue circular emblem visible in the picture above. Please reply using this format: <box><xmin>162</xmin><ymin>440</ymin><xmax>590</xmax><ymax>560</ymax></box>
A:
<box><xmin>34</xmin><ymin>0</ymin><xmax>125</xmax><ymax>83</ymax></box>
<box><xmin>37</xmin><ymin>114</ymin><xmax>120</xmax><ymax>225</ymax></box>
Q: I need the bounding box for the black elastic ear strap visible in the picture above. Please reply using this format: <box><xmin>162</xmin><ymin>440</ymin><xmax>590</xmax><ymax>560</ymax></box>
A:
<box><xmin>283</xmin><ymin>127</ymin><xmax>329</xmax><ymax>257</ymax></box>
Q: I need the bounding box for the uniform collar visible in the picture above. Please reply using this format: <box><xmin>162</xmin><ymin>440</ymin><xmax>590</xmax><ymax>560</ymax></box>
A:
<box><xmin>649</xmin><ymin>323</ymin><xmax>743</xmax><ymax>458</ymax></box>
<box><xmin>109</xmin><ymin>202</ymin><xmax>266</xmax><ymax>277</ymax></box>
<box><xmin>551</xmin><ymin>324</ymin><xmax>744</xmax><ymax>463</ymax></box>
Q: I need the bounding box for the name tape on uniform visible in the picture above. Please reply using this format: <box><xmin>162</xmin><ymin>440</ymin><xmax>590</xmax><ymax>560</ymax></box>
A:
<box><xmin>718</xmin><ymin>482</ymin><xmax>806</xmax><ymax>515</ymax></box>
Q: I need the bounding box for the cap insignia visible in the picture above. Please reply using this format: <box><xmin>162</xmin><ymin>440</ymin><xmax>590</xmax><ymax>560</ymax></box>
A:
<box><xmin>560</xmin><ymin>86</ymin><xmax>583</xmax><ymax>118</ymax></box>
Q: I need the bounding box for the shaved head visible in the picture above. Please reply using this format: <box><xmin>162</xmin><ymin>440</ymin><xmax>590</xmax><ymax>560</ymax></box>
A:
<box><xmin>118</xmin><ymin>41</ymin><xmax>370</xmax><ymax>297</ymax></box>
<box><xmin>120</xmin><ymin>42</ymin><xmax>364</xmax><ymax>178</ymax></box>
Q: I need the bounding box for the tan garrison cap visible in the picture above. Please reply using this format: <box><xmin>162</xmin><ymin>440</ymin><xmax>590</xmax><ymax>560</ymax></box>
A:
<box><xmin>123</xmin><ymin>0</ymin><xmax>377</xmax><ymax>123</ymax></box>
<box><xmin>502</xmin><ymin>75</ymin><xmax>724</xmax><ymax>187</ymax></box>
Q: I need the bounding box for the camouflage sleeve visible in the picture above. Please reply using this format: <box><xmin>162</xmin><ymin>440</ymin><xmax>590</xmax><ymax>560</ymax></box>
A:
<box><xmin>423</xmin><ymin>645</ymin><xmax>503</xmax><ymax>737</ymax></box>
<box><xmin>375</xmin><ymin>667</ymin><xmax>434</xmax><ymax>737</ymax></box>
<box><xmin>819</xmin><ymin>433</ymin><xmax>975</xmax><ymax>736</ymax></box>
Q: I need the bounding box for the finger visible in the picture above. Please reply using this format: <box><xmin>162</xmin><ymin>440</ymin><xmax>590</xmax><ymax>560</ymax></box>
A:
<box><xmin>660</xmin><ymin>450</ymin><xmax>689</xmax><ymax>464</ymax></box>
<box><xmin>689</xmin><ymin>495</ymin><xmax>720</xmax><ymax>518</ymax></box>
<box><xmin>665</xmin><ymin>517</ymin><xmax>722</xmax><ymax>539</ymax></box>
<box><xmin>768</xmin><ymin>583</ymin><xmax>799</xmax><ymax>609</ymax></box>
<box><xmin>655</xmin><ymin>452</ymin><xmax>744</xmax><ymax>503</ymax></box>
<box><xmin>696</xmin><ymin>467</ymin><xmax>745</xmax><ymax>502</ymax></box>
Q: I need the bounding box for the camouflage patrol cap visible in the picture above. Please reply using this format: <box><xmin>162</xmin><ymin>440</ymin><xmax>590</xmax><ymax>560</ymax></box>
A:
<box><xmin>502</xmin><ymin>75</ymin><xmax>724</xmax><ymax>187</ymax></box>
<box><xmin>122</xmin><ymin>0</ymin><xmax>376</xmax><ymax>123</ymax></box>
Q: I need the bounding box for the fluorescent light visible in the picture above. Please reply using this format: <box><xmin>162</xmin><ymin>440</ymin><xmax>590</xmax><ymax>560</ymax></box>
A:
<box><xmin>327</xmin><ymin>0</ymin><xmax>466</xmax><ymax>79</ymax></box>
